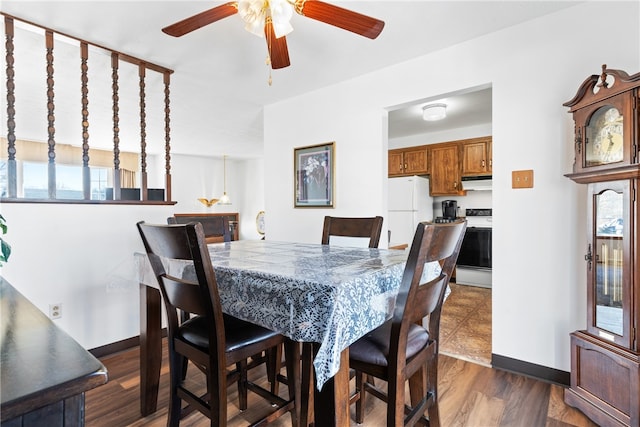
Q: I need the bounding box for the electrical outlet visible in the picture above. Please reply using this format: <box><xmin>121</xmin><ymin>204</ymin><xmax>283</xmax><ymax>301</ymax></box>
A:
<box><xmin>49</xmin><ymin>303</ymin><xmax>62</xmax><ymax>319</ymax></box>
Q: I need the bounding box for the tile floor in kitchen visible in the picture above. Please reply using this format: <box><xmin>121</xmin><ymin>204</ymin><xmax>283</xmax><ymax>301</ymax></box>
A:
<box><xmin>440</xmin><ymin>282</ymin><xmax>492</xmax><ymax>366</ymax></box>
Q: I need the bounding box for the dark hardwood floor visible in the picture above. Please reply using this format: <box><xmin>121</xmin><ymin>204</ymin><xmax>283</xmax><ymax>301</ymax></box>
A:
<box><xmin>85</xmin><ymin>338</ymin><xmax>597</xmax><ymax>426</ymax></box>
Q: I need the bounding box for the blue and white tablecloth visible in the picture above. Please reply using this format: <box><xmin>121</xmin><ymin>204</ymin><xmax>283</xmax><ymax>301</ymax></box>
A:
<box><xmin>137</xmin><ymin>240</ymin><xmax>441</xmax><ymax>389</ymax></box>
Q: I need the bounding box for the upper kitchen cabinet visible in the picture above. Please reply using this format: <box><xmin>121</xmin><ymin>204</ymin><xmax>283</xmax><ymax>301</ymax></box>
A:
<box><xmin>429</xmin><ymin>143</ymin><xmax>462</xmax><ymax>196</ymax></box>
<box><xmin>462</xmin><ymin>136</ymin><xmax>493</xmax><ymax>176</ymax></box>
<box><xmin>388</xmin><ymin>146</ymin><xmax>428</xmax><ymax>177</ymax></box>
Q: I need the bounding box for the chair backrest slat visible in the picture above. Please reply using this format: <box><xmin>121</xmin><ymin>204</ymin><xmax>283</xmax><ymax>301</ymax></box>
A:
<box><xmin>392</xmin><ymin>220</ymin><xmax>466</xmax><ymax>345</ymax></box>
<box><xmin>161</xmin><ymin>276</ymin><xmax>206</xmax><ymax>315</ymax></box>
<box><xmin>411</xmin><ymin>273</ymin><xmax>448</xmax><ymax>324</ymax></box>
<box><xmin>321</xmin><ymin>216</ymin><xmax>384</xmax><ymax>248</ymax></box>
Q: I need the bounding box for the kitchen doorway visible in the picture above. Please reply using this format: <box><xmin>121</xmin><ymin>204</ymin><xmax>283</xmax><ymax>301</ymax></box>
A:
<box><xmin>387</xmin><ymin>84</ymin><xmax>493</xmax><ymax>366</ymax></box>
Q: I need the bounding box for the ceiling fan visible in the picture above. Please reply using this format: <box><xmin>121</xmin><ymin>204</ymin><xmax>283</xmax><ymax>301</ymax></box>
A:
<box><xmin>162</xmin><ymin>0</ymin><xmax>385</xmax><ymax>69</ymax></box>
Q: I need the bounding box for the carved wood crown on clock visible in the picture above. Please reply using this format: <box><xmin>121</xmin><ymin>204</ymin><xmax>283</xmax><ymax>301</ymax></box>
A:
<box><xmin>564</xmin><ymin>65</ymin><xmax>640</xmax><ymax>184</ymax></box>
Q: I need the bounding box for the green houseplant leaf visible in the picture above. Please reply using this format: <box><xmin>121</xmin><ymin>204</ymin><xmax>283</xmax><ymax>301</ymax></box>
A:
<box><xmin>0</xmin><ymin>214</ymin><xmax>11</xmax><ymax>266</ymax></box>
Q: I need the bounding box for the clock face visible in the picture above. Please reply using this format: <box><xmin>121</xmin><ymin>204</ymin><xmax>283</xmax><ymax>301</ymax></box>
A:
<box><xmin>256</xmin><ymin>211</ymin><xmax>265</xmax><ymax>235</ymax></box>
<box><xmin>585</xmin><ymin>106</ymin><xmax>624</xmax><ymax>166</ymax></box>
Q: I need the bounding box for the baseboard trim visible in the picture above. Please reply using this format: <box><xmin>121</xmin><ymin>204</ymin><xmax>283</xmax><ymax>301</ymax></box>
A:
<box><xmin>89</xmin><ymin>328</ymin><xmax>167</xmax><ymax>358</ymax></box>
<box><xmin>491</xmin><ymin>353</ymin><xmax>570</xmax><ymax>387</ymax></box>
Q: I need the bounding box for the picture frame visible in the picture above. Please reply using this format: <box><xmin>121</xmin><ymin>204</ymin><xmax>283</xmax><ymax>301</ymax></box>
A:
<box><xmin>294</xmin><ymin>142</ymin><xmax>335</xmax><ymax>208</ymax></box>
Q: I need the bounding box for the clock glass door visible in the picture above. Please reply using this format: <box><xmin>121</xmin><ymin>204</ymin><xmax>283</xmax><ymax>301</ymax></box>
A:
<box><xmin>589</xmin><ymin>180</ymin><xmax>630</xmax><ymax>347</ymax></box>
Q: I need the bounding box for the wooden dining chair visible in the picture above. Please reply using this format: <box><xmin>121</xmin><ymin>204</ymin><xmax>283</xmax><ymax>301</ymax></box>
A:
<box><xmin>168</xmin><ymin>215</ymin><xmax>275</xmax><ymax>388</ymax></box>
<box><xmin>167</xmin><ymin>215</ymin><xmax>231</xmax><ymax>243</ymax></box>
<box><xmin>137</xmin><ymin>221</ymin><xmax>300</xmax><ymax>427</ymax></box>
<box><xmin>321</xmin><ymin>215</ymin><xmax>384</xmax><ymax>248</ymax></box>
<box><xmin>349</xmin><ymin>219</ymin><xmax>466</xmax><ymax>427</ymax></box>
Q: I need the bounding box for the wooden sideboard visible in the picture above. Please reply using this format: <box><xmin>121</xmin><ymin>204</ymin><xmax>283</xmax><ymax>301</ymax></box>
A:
<box><xmin>0</xmin><ymin>277</ymin><xmax>108</xmax><ymax>426</ymax></box>
<box><xmin>173</xmin><ymin>213</ymin><xmax>239</xmax><ymax>242</ymax></box>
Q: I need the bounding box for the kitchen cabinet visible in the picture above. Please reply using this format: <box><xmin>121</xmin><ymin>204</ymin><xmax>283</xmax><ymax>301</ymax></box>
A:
<box><xmin>389</xmin><ymin>136</ymin><xmax>492</xmax><ymax>195</ymax></box>
<box><xmin>388</xmin><ymin>146</ymin><xmax>428</xmax><ymax>177</ymax></box>
<box><xmin>429</xmin><ymin>143</ymin><xmax>462</xmax><ymax>196</ymax></box>
<box><xmin>563</xmin><ymin>66</ymin><xmax>640</xmax><ymax>427</ymax></box>
<box><xmin>462</xmin><ymin>137</ymin><xmax>492</xmax><ymax>176</ymax></box>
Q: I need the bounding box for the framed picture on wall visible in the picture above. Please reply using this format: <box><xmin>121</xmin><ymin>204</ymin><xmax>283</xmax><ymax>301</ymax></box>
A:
<box><xmin>294</xmin><ymin>142</ymin><xmax>335</xmax><ymax>208</ymax></box>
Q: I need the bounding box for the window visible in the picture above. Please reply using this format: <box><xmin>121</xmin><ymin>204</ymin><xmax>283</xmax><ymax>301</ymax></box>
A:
<box><xmin>0</xmin><ymin>14</ymin><xmax>173</xmax><ymax>204</ymax></box>
<box><xmin>1</xmin><ymin>160</ymin><xmax>112</xmax><ymax>200</ymax></box>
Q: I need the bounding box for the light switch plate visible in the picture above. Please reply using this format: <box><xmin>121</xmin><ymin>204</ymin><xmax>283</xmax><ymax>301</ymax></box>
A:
<box><xmin>512</xmin><ymin>170</ymin><xmax>534</xmax><ymax>189</ymax></box>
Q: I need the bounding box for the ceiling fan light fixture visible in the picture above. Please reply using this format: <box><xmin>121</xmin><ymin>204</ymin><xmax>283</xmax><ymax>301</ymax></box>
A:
<box><xmin>238</xmin><ymin>0</ymin><xmax>294</xmax><ymax>38</ymax></box>
<box><xmin>270</xmin><ymin>0</ymin><xmax>294</xmax><ymax>37</ymax></box>
<box><xmin>422</xmin><ymin>103</ymin><xmax>447</xmax><ymax>121</ymax></box>
<box><xmin>238</xmin><ymin>0</ymin><xmax>267</xmax><ymax>37</ymax></box>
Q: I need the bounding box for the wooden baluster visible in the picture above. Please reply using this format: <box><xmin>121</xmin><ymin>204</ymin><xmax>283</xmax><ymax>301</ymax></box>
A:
<box><xmin>164</xmin><ymin>71</ymin><xmax>172</xmax><ymax>202</ymax></box>
<box><xmin>139</xmin><ymin>63</ymin><xmax>147</xmax><ymax>201</ymax></box>
<box><xmin>46</xmin><ymin>30</ymin><xmax>56</xmax><ymax>199</ymax></box>
<box><xmin>1</xmin><ymin>14</ymin><xmax>175</xmax><ymax>204</ymax></box>
<box><xmin>111</xmin><ymin>52</ymin><xmax>121</xmax><ymax>200</ymax></box>
<box><xmin>81</xmin><ymin>42</ymin><xmax>90</xmax><ymax>200</ymax></box>
<box><xmin>4</xmin><ymin>16</ymin><xmax>17</xmax><ymax>198</ymax></box>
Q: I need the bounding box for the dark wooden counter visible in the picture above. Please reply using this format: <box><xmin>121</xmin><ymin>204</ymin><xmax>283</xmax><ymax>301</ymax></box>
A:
<box><xmin>0</xmin><ymin>277</ymin><xmax>108</xmax><ymax>425</ymax></box>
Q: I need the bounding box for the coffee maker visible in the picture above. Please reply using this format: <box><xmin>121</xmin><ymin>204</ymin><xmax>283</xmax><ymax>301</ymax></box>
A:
<box><xmin>442</xmin><ymin>200</ymin><xmax>458</xmax><ymax>220</ymax></box>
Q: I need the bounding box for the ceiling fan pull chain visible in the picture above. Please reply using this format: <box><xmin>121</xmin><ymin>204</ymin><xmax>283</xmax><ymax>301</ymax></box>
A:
<box><xmin>266</xmin><ymin>28</ymin><xmax>273</xmax><ymax>86</ymax></box>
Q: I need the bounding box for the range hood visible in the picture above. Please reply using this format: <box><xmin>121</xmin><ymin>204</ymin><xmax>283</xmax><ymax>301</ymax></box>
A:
<box><xmin>462</xmin><ymin>176</ymin><xmax>492</xmax><ymax>191</ymax></box>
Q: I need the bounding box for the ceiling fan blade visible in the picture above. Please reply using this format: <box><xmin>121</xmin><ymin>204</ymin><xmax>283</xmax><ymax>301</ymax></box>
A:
<box><xmin>265</xmin><ymin>19</ymin><xmax>291</xmax><ymax>69</ymax></box>
<box><xmin>162</xmin><ymin>2</ymin><xmax>238</xmax><ymax>37</ymax></box>
<box><xmin>295</xmin><ymin>0</ymin><xmax>385</xmax><ymax>39</ymax></box>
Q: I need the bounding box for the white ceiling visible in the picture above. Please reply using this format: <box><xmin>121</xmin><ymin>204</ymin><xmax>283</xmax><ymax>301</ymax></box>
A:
<box><xmin>388</xmin><ymin>86</ymin><xmax>493</xmax><ymax>139</ymax></box>
<box><xmin>0</xmin><ymin>1</ymin><xmax>579</xmax><ymax>158</ymax></box>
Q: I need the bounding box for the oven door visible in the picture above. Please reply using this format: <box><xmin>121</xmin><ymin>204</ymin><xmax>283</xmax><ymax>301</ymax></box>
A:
<box><xmin>456</xmin><ymin>227</ymin><xmax>492</xmax><ymax>269</ymax></box>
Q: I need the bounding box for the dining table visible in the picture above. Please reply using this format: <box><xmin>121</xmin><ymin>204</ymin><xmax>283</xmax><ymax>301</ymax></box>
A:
<box><xmin>136</xmin><ymin>239</ymin><xmax>425</xmax><ymax>426</ymax></box>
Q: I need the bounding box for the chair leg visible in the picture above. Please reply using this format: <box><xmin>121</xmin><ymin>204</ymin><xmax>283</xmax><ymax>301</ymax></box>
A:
<box><xmin>300</xmin><ymin>343</ymin><xmax>315</xmax><ymax>427</ymax></box>
<box><xmin>284</xmin><ymin>340</ymin><xmax>301</xmax><ymax>427</ymax></box>
<box><xmin>427</xmin><ymin>404</ymin><xmax>440</xmax><ymax>427</ymax></box>
<box><xmin>408</xmin><ymin>367</ymin><xmax>426</xmax><ymax>409</ymax></box>
<box><xmin>355</xmin><ymin>370</ymin><xmax>366</xmax><ymax>424</ymax></box>
<box><xmin>267</xmin><ymin>345</ymin><xmax>282</xmax><ymax>395</ymax></box>
<box><xmin>426</xmin><ymin>355</ymin><xmax>440</xmax><ymax>427</ymax></box>
<box><xmin>409</xmin><ymin>367</ymin><xmax>429</xmax><ymax>427</ymax></box>
<box><xmin>237</xmin><ymin>359</ymin><xmax>248</xmax><ymax>410</ymax></box>
<box><xmin>167</xmin><ymin>350</ymin><xmax>184</xmax><ymax>427</ymax></box>
<box><xmin>387</xmin><ymin>374</ymin><xmax>406</xmax><ymax>427</ymax></box>
<box><xmin>206</xmin><ymin>362</ymin><xmax>228</xmax><ymax>426</ymax></box>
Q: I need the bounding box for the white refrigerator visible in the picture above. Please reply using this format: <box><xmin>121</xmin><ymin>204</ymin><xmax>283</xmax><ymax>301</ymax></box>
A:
<box><xmin>388</xmin><ymin>176</ymin><xmax>433</xmax><ymax>248</ymax></box>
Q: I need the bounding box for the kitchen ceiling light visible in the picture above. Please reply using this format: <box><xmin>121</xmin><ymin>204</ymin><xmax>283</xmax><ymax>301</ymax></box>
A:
<box><xmin>422</xmin><ymin>103</ymin><xmax>447</xmax><ymax>121</ymax></box>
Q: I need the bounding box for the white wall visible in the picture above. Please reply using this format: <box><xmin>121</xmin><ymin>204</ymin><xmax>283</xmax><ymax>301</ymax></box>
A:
<box><xmin>389</xmin><ymin>123</ymin><xmax>493</xmax><ymax>150</ymax></box>
<box><xmin>264</xmin><ymin>1</ymin><xmax>640</xmax><ymax>371</ymax></box>
<box><xmin>0</xmin><ymin>154</ymin><xmax>265</xmax><ymax>349</ymax></box>
<box><xmin>264</xmin><ymin>91</ymin><xmax>389</xmax><ymax>243</ymax></box>
<box><xmin>169</xmin><ymin>155</ymin><xmax>265</xmax><ymax>240</ymax></box>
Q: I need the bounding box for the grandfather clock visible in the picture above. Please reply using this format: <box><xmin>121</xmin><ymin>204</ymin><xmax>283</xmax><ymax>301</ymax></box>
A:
<box><xmin>563</xmin><ymin>65</ymin><xmax>640</xmax><ymax>427</ymax></box>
